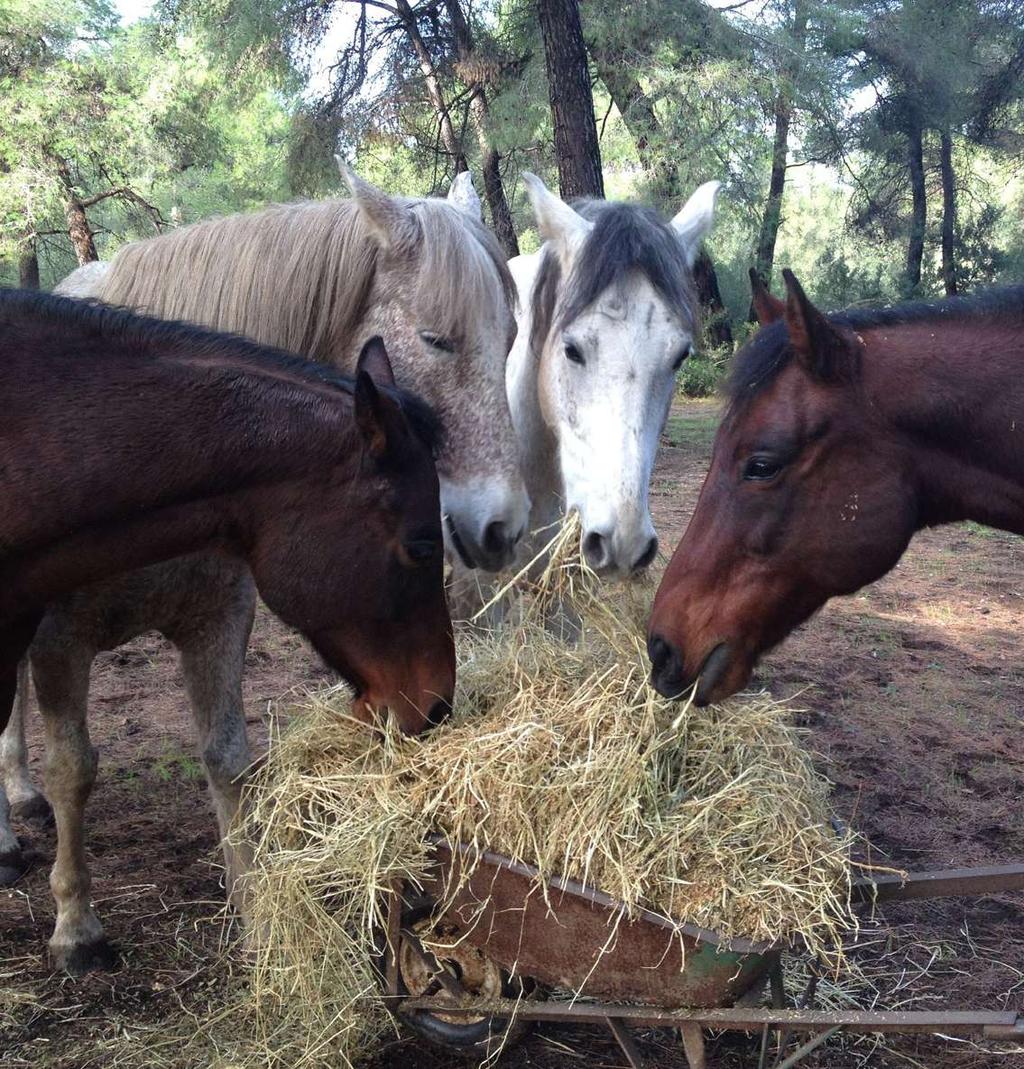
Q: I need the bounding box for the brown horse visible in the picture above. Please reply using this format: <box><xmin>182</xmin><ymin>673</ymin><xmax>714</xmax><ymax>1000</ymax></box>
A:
<box><xmin>0</xmin><ymin>288</ymin><xmax>454</xmax><ymax>968</ymax></box>
<box><xmin>648</xmin><ymin>271</ymin><xmax>1024</xmax><ymax>704</ymax></box>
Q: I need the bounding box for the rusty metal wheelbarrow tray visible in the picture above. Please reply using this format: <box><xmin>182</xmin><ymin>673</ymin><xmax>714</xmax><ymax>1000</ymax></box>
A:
<box><xmin>417</xmin><ymin>840</ymin><xmax>780</xmax><ymax>1009</ymax></box>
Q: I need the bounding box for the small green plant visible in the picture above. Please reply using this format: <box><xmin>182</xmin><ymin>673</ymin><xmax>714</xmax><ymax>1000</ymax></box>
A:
<box><xmin>677</xmin><ymin>345</ymin><xmax>731</xmax><ymax>398</ymax></box>
<box><xmin>153</xmin><ymin>747</ymin><xmax>204</xmax><ymax>783</ymax></box>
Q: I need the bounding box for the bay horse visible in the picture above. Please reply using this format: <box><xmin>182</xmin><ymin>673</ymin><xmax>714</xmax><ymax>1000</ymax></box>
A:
<box><xmin>648</xmin><ymin>270</ymin><xmax>1024</xmax><ymax>704</ymax></box>
<box><xmin>505</xmin><ymin>174</ymin><xmax>719</xmax><ymax>576</ymax></box>
<box><xmin>0</xmin><ymin>289</ymin><xmax>454</xmax><ymax>970</ymax></box>
<box><xmin>0</xmin><ymin>166</ymin><xmax>523</xmax><ymax>915</ymax></box>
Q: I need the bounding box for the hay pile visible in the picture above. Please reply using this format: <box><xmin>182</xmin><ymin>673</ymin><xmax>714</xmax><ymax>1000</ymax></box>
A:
<box><xmin>237</xmin><ymin>520</ymin><xmax>854</xmax><ymax>1067</ymax></box>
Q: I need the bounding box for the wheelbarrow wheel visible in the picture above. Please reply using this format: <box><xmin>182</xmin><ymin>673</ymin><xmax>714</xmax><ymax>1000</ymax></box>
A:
<box><xmin>394</xmin><ymin>906</ymin><xmax>537</xmax><ymax>1052</ymax></box>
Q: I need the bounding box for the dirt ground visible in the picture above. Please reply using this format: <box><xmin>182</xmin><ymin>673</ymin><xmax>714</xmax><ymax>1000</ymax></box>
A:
<box><xmin>3</xmin><ymin>399</ymin><xmax>1024</xmax><ymax>1069</ymax></box>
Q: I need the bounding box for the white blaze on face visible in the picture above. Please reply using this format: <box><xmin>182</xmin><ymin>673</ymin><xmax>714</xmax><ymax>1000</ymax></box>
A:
<box><xmin>523</xmin><ymin>173</ymin><xmax>721</xmax><ymax>576</ymax></box>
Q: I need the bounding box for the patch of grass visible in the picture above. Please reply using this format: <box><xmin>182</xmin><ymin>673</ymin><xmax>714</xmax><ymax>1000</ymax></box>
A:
<box><xmin>662</xmin><ymin>409</ymin><xmax>719</xmax><ymax>450</ymax></box>
<box><xmin>153</xmin><ymin>747</ymin><xmax>204</xmax><ymax>783</ymax></box>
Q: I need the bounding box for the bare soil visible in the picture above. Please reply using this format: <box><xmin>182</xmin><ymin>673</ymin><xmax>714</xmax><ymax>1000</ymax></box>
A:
<box><xmin>3</xmin><ymin>399</ymin><xmax>1023</xmax><ymax>1069</ymax></box>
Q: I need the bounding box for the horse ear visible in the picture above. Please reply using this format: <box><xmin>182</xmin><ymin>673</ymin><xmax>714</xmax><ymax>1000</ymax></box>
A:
<box><xmin>782</xmin><ymin>269</ymin><xmax>857</xmax><ymax>383</ymax></box>
<box><xmin>521</xmin><ymin>171</ymin><xmax>592</xmax><ymax>250</ymax></box>
<box><xmin>356</xmin><ymin>336</ymin><xmax>396</xmax><ymax>387</ymax></box>
<box><xmin>337</xmin><ymin>157</ymin><xmax>418</xmax><ymax>252</ymax></box>
<box><xmin>749</xmin><ymin>268</ymin><xmax>786</xmax><ymax>326</ymax></box>
<box><xmin>448</xmin><ymin>171</ymin><xmax>482</xmax><ymax>220</ymax></box>
<box><xmin>354</xmin><ymin>368</ymin><xmax>408</xmax><ymax>461</ymax></box>
<box><xmin>671</xmin><ymin>181</ymin><xmax>720</xmax><ymax>268</ymax></box>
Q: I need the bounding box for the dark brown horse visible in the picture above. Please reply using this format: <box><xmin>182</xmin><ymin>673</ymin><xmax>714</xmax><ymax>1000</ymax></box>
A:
<box><xmin>0</xmin><ymin>288</ymin><xmax>455</xmax><ymax>731</ymax></box>
<box><xmin>648</xmin><ymin>271</ymin><xmax>1024</xmax><ymax>704</ymax></box>
<box><xmin>0</xmin><ymin>288</ymin><xmax>456</xmax><ymax>969</ymax></box>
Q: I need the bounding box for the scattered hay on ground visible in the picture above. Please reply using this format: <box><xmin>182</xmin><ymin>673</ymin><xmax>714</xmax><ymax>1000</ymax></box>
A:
<box><xmin>233</xmin><ymin>518</ymin><xmax>855</xmax><ymax>1067</ymax></box>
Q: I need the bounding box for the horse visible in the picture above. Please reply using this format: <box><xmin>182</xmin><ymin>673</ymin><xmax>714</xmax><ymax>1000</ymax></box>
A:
<box><xmin>0</xmin><ymin>166</ymin><xmax>524</xmax><ymax>916</ymax></box>
<box><xmin>647</xmin><ymin>270</ymin><xmax>1024</xmax><ymax>705</ymax></box>
<box><xmin>505</xmin><ymin>173</ymin><xmax>719</xmax><ymax>576</ymax></box>
<box><xmin>0</xmin><ymin>289</ymin><xmax>454</xmax><ymax>971</ymax></box>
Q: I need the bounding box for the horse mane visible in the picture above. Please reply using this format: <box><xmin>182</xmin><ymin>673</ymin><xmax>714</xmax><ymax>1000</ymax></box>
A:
<box><xmin>728</xmin><ymin>285</ymin><xmax>1024</xmax><ymax>409</ymax></box>
<box><xmin>2</xmin><ymin>287</ymin><xmax>442</xmax><ymax>452</ymax></box>
<box><xmin>529</xmin><ymin>200</ymin><xmax>700</xmax><ymax>354</ymax></box>
<box><xmin>97</xmin><ymin>195</ymin><xmax>516</xmax><ymax>362</ymax></box>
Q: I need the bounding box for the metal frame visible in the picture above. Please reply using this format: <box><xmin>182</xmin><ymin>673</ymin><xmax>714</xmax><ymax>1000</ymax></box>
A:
<box><xmin>379</xmin><ymin>862</ymin><xmax>1024</xmax><ymax>1068</ymax></box>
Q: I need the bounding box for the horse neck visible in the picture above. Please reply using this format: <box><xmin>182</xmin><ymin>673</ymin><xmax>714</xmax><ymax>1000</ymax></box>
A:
<box><xmin>2</xmin><ymin>350</ymin><xmax>360</xmax><ymax>615</ymax></box>
<box><xmin>506</xmin><ymin>250</ymin><xmax>562</xmax><ymax>516</ymax></box>
<box><xmin>863</xmin><ymin>317</ymin><xmax>1024</xmax><ymax>534</ymax></box>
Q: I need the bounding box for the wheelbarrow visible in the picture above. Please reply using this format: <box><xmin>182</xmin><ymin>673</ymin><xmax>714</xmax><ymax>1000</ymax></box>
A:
<box><xmin>377</xmin><ymin>841</ymin><xmax>1024</xmax><ymax>1068</ymax></box>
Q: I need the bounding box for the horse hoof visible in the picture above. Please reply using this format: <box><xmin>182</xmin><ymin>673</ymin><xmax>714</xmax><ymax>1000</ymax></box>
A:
<box><xmin>51</xmin><ymin>938</ymin><xmax>118</xmax><ymax>975</ymax></box>
<box><xmin>10</xmin><ymin>794</ymin><xmax>53</xmax><ymax>825</ymax></box>
<box><xmin>0</xmin><ymin>850</ymin><xmax>24</xmax><ymax>886</ymax></box>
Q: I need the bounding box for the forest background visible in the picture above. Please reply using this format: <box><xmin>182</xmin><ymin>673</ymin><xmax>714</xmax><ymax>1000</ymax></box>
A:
<box><xmin>3</xmin><ymin>0</ymin><xmax>1023</xmax><ymax>392</ymax></box>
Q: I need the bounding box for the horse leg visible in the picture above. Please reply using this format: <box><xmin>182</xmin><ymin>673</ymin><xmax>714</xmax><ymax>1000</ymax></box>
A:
<box><xmin>172</xmin><ymin>578</ymin><xmax>256</xmax><ymax>926</ymax></box>
<box><xmin>0</xmin><ymin>661</ymin><xmax>52</xmax><ymax>822</ymax></box>
<box><xmin>0</xmin><ymin>617</ymin><xmax>43</xmax><ymax>886</ymax></box>
<box><xmin>32</xmin><ymin>640</ymin><xmax>113</xmax><ymax>972</ymax></box>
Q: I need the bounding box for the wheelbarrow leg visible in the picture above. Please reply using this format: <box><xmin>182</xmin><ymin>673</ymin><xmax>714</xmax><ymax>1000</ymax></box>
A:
<box><xmin>605</xmin><ymin>1016</ymin><xmax>646</xmax><ymax>1069</ymax></box>
<box><xmin>679</xmin><ymin>1023</ymin><xmax>706</xmax><ymax>1069</ymax></box>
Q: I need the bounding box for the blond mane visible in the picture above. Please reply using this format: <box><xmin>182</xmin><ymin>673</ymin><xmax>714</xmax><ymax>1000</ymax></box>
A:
<box><xmin>98</xmin><ymin>196</ymin><xmax>516</xmax><ymax>362</ymax></box>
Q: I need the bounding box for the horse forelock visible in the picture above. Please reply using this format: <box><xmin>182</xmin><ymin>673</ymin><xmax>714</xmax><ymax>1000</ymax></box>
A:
<box><xmin>529</xmin><ymin>201</ymin><xmax>699</xmax><ymax>355</ymax></box>
<box><xmin>406</xmin><ymin>197</ymin><xmax>518</xmax><ymax>341</ymax></box>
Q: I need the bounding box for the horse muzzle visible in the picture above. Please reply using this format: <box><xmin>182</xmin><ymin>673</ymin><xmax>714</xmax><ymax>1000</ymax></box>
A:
<box><xmin>647</xmin><ymin>636</ymin><xmax>736</xmax><ymax>706</ymax></box>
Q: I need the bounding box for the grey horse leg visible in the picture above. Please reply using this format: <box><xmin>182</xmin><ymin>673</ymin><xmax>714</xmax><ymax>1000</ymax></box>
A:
<box><xmin>0</xmin><ymin>619</ymin><xmax>43</xmax><ymax>886</ymax></box>
<box><xmin>0</xmin><ymin>660</ymin><xmax>51</xmax><ymax>821</ymax></box>
<box><xmin>169</xmin><ymin>574</ymin><xmax>257</xmax><ymax>924</ymax></box>
<box><xmin>31</xmin><ymin>631</ymin><xmax>113</xmax><ymax>973</ymax></box>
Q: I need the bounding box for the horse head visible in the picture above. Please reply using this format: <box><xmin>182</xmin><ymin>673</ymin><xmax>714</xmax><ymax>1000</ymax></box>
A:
<box><xmin>339</xmin><ymin>162</ymin><xmax>529</xmax><ymax>573</ymax></box>
<box><xmin>521</xmin><ymin>173</ymin><xmax>720</xmax><ymax>577</ymax></box>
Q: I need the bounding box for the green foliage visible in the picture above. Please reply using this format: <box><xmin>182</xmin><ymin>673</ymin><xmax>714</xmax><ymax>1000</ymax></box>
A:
<box><xmin>1</xmin><ymin>0</ymin><xmax>1022</xmax><ymax>321</ymax></box>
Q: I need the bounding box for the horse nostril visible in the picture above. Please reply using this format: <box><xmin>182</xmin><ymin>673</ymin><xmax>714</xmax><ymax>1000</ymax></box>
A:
<box><xmin>632</xmin><ymin>536</ymin><xmax>658</xmax><ymax>572</ymax></box>
<box><xmin>647</xmin><ymin>634</ymin><xmax>670</xmax><ymax>674</ymax></box>
<box><xmin>483</xmin><ymin>520</ymin><xmax>512</xmax><ymax>556</ymax></box>
<box><xmin>582</xmin><ymin>530</ymin><xmax>611</xmax><ymax>570</ymax></box>
<box><xmin>425</xmin><ymin>698</ymin><xmax>452</xmax><ymax>730</ymax></box>
<box><xmin>647</xmin><ymin>633</ymin><xmax>684</xmax><ymax>691</ymax></box>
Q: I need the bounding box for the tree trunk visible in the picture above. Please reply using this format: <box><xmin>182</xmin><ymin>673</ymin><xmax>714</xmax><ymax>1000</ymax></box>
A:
<box><xmin>18</xmin><ymin>240</ymin><xmax>39</xmax><ymax>289</ymax></box>
<box><xmin>939</xmin><ymin>128</ymin><xmax>957</xmax><ymax>295</ymax></box>
<box><xmin>694</xmin><ymin>249</ymin><xmax>734</xmax><ymax>349</ymax></box>
<box><xmin>536</xmin><ymin>0</ymin><xmax>604</xmax><ymax>199</ymax></box>
<box><xmin>394</xmin><ymin>0</ymin><xmax>467</xmax><ymax>172</ymax></box>
<box><xmin>442</xmin><ymin>0</ymin><xmax>519</xmax><ymax>256</ymax></box>
<box><xmin>905</xmin><ymin>113</ymin><xmax>926</xmax><ymax>294</ymax></box>
<box><xmin>750</xmin><ymin>1</ymin><xmax>807</xmax><ymax>319</ymax></box>
<box><xmin>55</xmin><ymin>158</ymin><xmax>98</xmax><ymax>266</ymax></box>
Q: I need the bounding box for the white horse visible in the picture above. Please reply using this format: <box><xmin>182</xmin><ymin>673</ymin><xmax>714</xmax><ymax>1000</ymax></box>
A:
<box><xmin>507</xmin><ymin>174</ymin><xmax>720</xmax><ymax>574</ymax></box>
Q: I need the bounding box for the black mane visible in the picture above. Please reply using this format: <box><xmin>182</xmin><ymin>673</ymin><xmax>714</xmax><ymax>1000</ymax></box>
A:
<box><xmin>529</xmin><ymin>201</ymin><xmax>699</xmax><ymax>353</ymax></box>
<box><xmin>0</xmin><ymin>287</ymin><xmax>442</xmax><ymax>452</ymax></box>
<box><xmin>728</xmin><ymin>285</ymin><xmax>1024</xmax><ymax>407</ymax></box>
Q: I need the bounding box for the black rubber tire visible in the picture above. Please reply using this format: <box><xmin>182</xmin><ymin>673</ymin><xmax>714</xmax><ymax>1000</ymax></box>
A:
<box><xmin>390</xmin><ymin>904</ymin><xmax>537</xmax><ymax>1052</ymax></box>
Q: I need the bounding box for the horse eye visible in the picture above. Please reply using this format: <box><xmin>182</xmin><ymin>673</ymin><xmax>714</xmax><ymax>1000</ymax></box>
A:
<box><xmin>564</xmin><ymin>342</ymin><xmax>585</xmax><ymax>366</ymax></box>
<box><xmin>420</xmin><ymin>332</ymin><xmax>455</xmax><ymax>353</ymax></box>
<box><xmin>743</xmin><ymin>456</ymin><xmax>783</xmax><ymax>481</ymax></box>
<box><xmin>672</xmin><ymin>344</ymin><xmax>693</xmax><ymax>371</ymax></box>
<box><xmin>404</xmin><ymin>539</ymin><xmax>439</xmax><ymax>564</ymax></box>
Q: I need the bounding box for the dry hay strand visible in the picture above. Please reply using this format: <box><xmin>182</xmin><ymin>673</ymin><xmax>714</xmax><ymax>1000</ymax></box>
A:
<box><xmin>232</xmin><ymin>515</ymin><xmax>855</xmax><ymax>1067</ymax></box>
